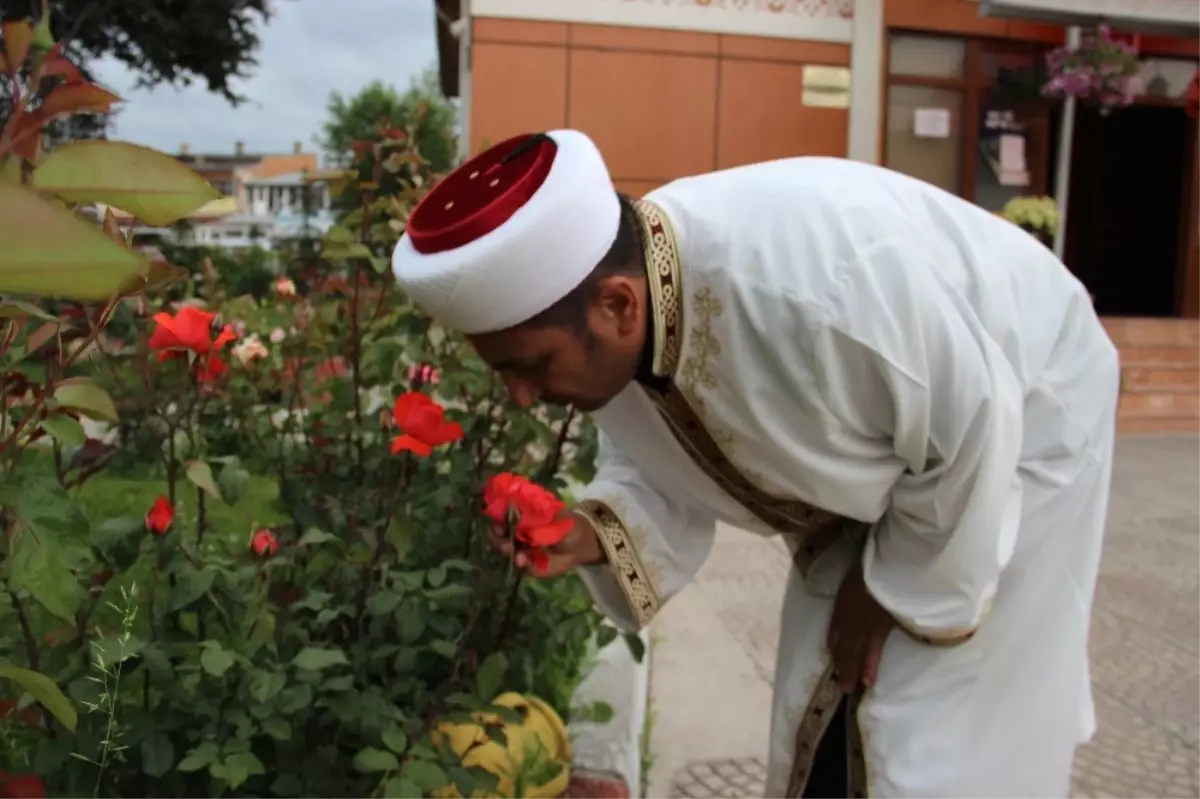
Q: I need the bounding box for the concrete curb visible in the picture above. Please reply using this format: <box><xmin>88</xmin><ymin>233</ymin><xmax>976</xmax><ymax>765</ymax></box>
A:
<box><xmin>568</xmin><ymin>628</ymin><xmax>652</xmax><ymax>797</ymax></box>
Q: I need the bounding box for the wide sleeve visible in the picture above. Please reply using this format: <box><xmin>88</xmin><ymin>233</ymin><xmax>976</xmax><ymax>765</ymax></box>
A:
<box><xmin>572</xmin><ymin>430</ymin><xmax>717</xmax><ymax>633</ymax></box>
<box><xmin>812</xmin><ymin>237</ymin><xmax>1025</xmax><ymax>646</ymax></box>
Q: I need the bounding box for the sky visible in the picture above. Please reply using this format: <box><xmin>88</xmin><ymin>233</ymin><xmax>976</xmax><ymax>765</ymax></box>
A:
<box><xmin>90</xmin><ymin>0</ymin><xmax>439</xmax><ymax>159</ymax></box>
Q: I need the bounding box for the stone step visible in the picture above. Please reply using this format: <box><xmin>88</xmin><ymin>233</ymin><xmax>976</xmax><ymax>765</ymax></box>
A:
<box><xmin>1117</xmin><ymin>391</ymin><xmax>1200</xmax><ymax>419</ymax></box>
<box><xmin>1121</xmin><ymin>367</ymin><xmax>1200</xmax><ymax>394</ymax></box>
<box><xmin>1103</xmin><ymin>317</ymin><xmax>1200</xmax><ymax>347</ymax></box>
<box><xmin>1119</xmin><ymin>345</ymin><xmax>1200</xmax><ymax>368</ymax></box>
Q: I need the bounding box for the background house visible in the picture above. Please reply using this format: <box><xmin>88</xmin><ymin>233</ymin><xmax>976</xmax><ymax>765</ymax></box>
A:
<box><xmin>114</xmin><ymin>141</ymin><xmax>336</xmax><ymax>251</ymax></box>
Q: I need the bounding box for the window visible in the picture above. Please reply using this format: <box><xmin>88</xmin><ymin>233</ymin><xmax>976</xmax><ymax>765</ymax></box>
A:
<box><xmin>884</xmin><ymin>33</ymin><xmax>1052</xmax><ymax>207</ymax></box>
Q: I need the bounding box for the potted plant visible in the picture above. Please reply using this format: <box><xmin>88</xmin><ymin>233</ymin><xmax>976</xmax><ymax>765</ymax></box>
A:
<box><xmin>1041</xmin><ymin>24</ymin><xmax>1143</xmax><ymax>115</ymax></box>
<box><xmin>998</xmin><ymin>195</ymin><xmax>1060</xmax><ymax>248</ymax></box>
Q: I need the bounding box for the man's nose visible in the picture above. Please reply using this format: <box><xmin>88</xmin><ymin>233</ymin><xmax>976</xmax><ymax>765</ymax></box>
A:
<box><xmin>502</xmin><ymin>375</ymin><xmax>538</xmax><ymax>408</ymax></box>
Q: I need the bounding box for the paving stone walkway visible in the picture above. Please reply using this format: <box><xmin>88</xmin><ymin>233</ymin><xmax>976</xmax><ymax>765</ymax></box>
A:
<box><xmin>649</xmin><ymin>436</ymin><xmax>1199</xmax><ymax>798</ymax></box>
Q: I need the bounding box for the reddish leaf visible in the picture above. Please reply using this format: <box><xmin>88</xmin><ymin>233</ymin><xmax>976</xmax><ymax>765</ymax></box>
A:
<box><xmin>41</xmin><ymin>46</ymin><xmax>82</xmax><ymax>82</ymax></box>
<box><xmin>39</xmin><ymin>82</ymin><xmax>121</xmax><ymax>119</ymax></box>
<box><xmin>2</xmin><ymin>21</ymin><xmax>32</xmax><ymax>75</ymax></box>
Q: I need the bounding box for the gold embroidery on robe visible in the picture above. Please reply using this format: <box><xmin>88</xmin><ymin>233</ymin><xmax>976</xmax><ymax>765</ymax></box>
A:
<box><xmin>575</xmin><ymin>499</ymin><xmax>660</xmax><ymax>628</ymax></box>
<box><xmin>635</xmin><ymin>199</ymin><xmax>863</xmax><ymax>562</ymax></box>
<box><xmin>890</xmin><ymin>597</ymin><xmax>993</xmax><ymax>647</ymax></box>
<box><xmin>784</xmin><ymin>663</ymin><xmax>844</xmax><ymax>798</ymax></box>
<box><xmin>636</xmin><ymin>198</ymin><xmax>871</xmax><ymax>796</ymax></box>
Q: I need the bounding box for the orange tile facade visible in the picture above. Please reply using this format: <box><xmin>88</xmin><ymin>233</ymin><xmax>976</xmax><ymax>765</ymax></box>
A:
<box><xmin>470</xmin><ymin>18</ymin><xmax>851</xmax><ymax>196</ymax></box>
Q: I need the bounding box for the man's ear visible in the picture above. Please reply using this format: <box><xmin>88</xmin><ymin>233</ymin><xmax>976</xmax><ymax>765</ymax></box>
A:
<box><xmin>594</xmin><ymin>276</ymin><xmax>641</xmax><ymax>334</ymax></box>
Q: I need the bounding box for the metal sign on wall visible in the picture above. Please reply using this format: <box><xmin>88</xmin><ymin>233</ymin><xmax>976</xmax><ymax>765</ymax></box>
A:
<box><xmin>801</xmin><ymin>66</ymin><xmax>851</xmax><ymax>108</ymax></box>
<box><xmin>471</xmin><ymin>0</ymin><xmax>854</xmax><ymax>43</ymax></box>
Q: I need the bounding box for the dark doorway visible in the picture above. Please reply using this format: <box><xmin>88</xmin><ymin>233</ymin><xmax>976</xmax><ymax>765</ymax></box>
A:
<box><xmin>1063</xmin><ymin>103</ymin><xmax>1189</xmax><ymax>317</ymax></box>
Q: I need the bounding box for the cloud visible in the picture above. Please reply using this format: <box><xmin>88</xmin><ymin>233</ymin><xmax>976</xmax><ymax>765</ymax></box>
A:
<box><xmin>91</xmin><ymin>0</ymin><xmax>438</xmax><ymax>160</ymax></box>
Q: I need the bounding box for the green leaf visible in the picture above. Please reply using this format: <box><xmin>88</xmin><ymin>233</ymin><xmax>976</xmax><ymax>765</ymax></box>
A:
<box><xmin>623</xmin><ymin>631</ymin><xmax>646</xmax><ymax>664</ymax></box>
<box><xmin>277</xmin><ymin>683</ymin><xmax>313</xmax><ymax>714</ymax></box>
<box><xmin>322</xmin><ymin>243</ymin><xmax>374</xmax><ymax>261</ymax></box>
<box><xmin>424</xmin><ymin>584</ymin><xmax>472</xmax><ymax>605</ymax></box>
<box><xmin>474</xmin><ymin>652</ymin><xmax>507</xmax><ymax>703</ymax></box>
<box><xmin>210</xmin><ymin>750</ymin><xmax>265</xmax><ymax>790</ymax></box>
<box><xmin>185</xmin><ymin>460</ymin><xmax>221</xmax><ymax>500</ymax></box>
<box><xmin>297</xmin><ymin>528</ymin><xmax>341</xmax><ymax>548</ymax></box>
<box><xmin>292</xmin><ymin>646</ymin><xmax>349</xmax><ymax>671</ymax></box>
<box><xmin>366</xmin><ymin>590</ymin><xmax>401</xmax><ymax>617</ymax></box>
<box><xmin>574</xmin><ymin>700</ymin><xmax>615</xmax><ymax>724</ymax></box>
<box><xmin>353</xmin><ymin>747</ymin><xmax>400</xmax><ymax>773</ymax></box>
<box><xmin>0</xmin><ymin>660</ymin><xmax>77</xmax><ymax>732</ymax></box>
<box><xmin>381</xmin><ymin>723</ymin><xmax>408</xmax><ymax>755</ymax></box>
<box><xmin>52</xmin><ymin>378</ymin><xmax>119</xmax><ymax>423</ymax></box>
<box><xmin>402</xmin><ymin>760</ymin><xmax>449</xmax><ymax>792</ymax></box>
<box><xmin>428</xmin><ymin>640</ymin><xmax>456</xmax><ymax>659</ymax></box>
<box><xmin>33</xmin><ymin>141</ymin><xmax>222</xmax><ymax>226</ymax></box>
<box><xmin>167</xmin><ymin>567</ymin><xmax>215</xmax><ymax>612</ymax></box>
<box><xmin>177</xmin><ymin>741</ymin><xmax>220</xmax><ymax>773</ymax></box>
<box><xmin>249</xmin><ymin>670</ymin><xmax>287</xmax><ymax>704</ymax></box>
<box><xmin>40</xmin><ymin>416</ymin><xmax>85</xmax><ymax>447</ymax></box>
<box><xmin>0</xmin><ymin>182</ymin><xmax>148</xmax><ymax>300</ymax></box>
<box><xmin>261</xmin><ymin>717</ymin><xmax>291</xmax><ymax>741</ymax></box>
<box><xmin>426</xmin><ymin>565</ymin><xmax>446</xmax><ymax>588</ymax></box>
<box><xmin>382</xmin><ymin>778</ymin><xmax>422</xmax><ymax>798</ymax></box>
<box><xmin>200</xmin><ymin>646</ymin><xmax>236</xmax><ymax>677</ymax></box>
<box><xmin>8</xmin><ymin>526</ymin><xmax>84</xmax><ymax>622</ymax></box>
<box><xmin>30</xmin><ymin>11</ymin><xmax>54</xmax><ymax>52</ymax></box>
<box><xmin>395</xmin><ymin>599</ymin><xmax>426</xmax><ymax>644</ymax></box>
<box><xmin>217</xmin><ymin>463</ymin><xmax>250</xmax><ymax>506</ymax></box>
<box><xmin>271</xmin><ymin>774</ymin><xmax>304</xmax><ymax>796</ymax></box>
<box><xmin>140</xmin><ymin>731</ymin><xmax>175</xmax><ymax>777</ymax></box>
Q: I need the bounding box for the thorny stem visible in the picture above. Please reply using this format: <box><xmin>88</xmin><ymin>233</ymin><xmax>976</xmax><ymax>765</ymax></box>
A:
<box><xmin>8</xmin><ymin>590</ymin><xmax>39</xmax><ymax>672</ymax></box>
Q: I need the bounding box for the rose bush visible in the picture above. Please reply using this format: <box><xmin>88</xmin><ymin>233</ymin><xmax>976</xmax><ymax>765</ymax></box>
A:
<box><xmin>1</xmin><ymin>9</ymin><xmax>619</xmax><ymax>798</ymax></box>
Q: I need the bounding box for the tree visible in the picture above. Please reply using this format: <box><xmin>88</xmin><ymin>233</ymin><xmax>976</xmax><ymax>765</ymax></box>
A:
<box><xmin>317</xmin><ymin>69</ymin><xmax>458</xmax><ymax>172</ymax></box>
<box><xmin>2</xmin><ymin>0</ymin><xmax>272</xmax><ymax>145</ymax></box>
<box><xmin>2</xmin><ymin>0</ymin><xmax>273</xmax><ymax>103</ymax></box>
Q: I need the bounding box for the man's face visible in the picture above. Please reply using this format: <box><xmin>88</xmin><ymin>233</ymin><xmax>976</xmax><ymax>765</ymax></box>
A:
<box><xmin>468</xmin><ymin>277</ymin><xmax>646</xmax><ymax>412</ymax></box>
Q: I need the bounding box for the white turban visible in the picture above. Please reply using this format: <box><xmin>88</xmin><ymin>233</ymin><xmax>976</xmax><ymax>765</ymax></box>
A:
<box><xmin>390</xmin><ymin>129</ymin><xmax>619</xmax><ymax>334</ymax></box>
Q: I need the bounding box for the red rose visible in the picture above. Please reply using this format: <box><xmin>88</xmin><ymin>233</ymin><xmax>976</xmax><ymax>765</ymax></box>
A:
<box><xmin>149</xmin><ymin>307</ymin><xmax>236</xmax><ymax>385</ymax></box>
<box><xmin>390</xmin><ymin>392</ymin><xmax>463</xmax><ymax>457</ymax></box>
<box><xmin>250</xmin><ymin>529</ymin><xmax>278</xmax><ymax>557</ymax></box>
<box><xmin>482</xmin><ymin>473</ymin><xmax>575</xmax><ymax>572</ymax></box>
<box><xmin>145</xmin><ymin>495</ymin><xmax>173</xmax><ymax>535</ymax></box>
<box><xmin>148</xmin><ymin>307</ymin><xmax>235</xmax><ymax>360</ymax></box>
<box><xmin>0</xmin><ymin>772</ymin><xmax>46</xmax><ymax>799</ymax></box>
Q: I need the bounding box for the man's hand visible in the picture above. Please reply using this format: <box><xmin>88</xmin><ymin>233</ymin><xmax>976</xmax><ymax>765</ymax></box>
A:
<box><xmin>488</xmin><ymin>510</ymin><xmax>605</xmax><ymax>578</ymax></box>
<box><xmin>828</xmin><ymin>560</ymin><xmax>896</xmax><ymax>693</ymax></box>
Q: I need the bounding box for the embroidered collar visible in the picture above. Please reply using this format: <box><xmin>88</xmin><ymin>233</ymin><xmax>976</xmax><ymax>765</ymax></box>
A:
<box><xmin>633</xmin><ymin>198</ymin><xmax>684</xmax><ymax>386</ymax></box>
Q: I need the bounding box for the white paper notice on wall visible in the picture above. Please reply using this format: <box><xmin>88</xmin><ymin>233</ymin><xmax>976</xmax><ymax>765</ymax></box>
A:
<box><xmin>997</xmin><ymin>133</ymin><xmax>1030</xmax><ymax>186</ymax></box>
<box><xmin>913</xmin><ymin>108</ymin><xmax>952</xmax><ymax>139</ymax></box>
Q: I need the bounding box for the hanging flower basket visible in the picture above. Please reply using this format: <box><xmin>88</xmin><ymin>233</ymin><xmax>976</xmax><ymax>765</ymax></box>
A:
<box><xmin>1041</xmin><ymin>25</ymin><xmax>1142</xmax><ymax>115</ymax></box>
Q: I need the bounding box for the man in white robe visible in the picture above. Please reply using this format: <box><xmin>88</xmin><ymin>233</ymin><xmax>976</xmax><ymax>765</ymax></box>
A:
<box><xmin>391</xmin><ymin>129</ymin><xmax>1119</xmax><ymax>798</ymax></box>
